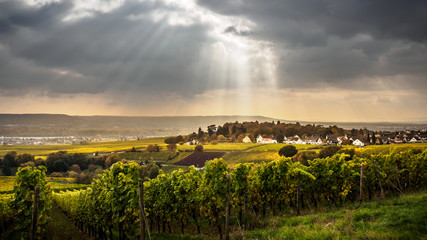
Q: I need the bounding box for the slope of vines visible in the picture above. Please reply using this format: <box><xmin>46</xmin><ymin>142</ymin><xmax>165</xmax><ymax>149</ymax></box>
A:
<box><xmin>52</xmin><ymin>149</ymin><xmax>427</xmax><ymax>239</ymax></box>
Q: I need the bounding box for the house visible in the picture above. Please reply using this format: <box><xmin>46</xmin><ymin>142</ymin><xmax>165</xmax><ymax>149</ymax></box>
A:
<box><xmin>186</xmin><ymin>139</ymin><xmax>198</xmax><ymax>145</ymax></box>
<box><xmin>353</xmin><ymin>139</ymin><xmax>365</xmax><ymax>147</ymax></box>
<box><xmin>285</xmin><ymin>135</ymin><xmax>301</xmax><ymax>144</ymax></box>
<box><xmin>337</xmin><ymin>136</ymin><xmax>348</xmax><ymax>145</ymax></box>
<box><xmin>256</xmin><ymin>135</ymin><xmax>277</xmax><ymax>144</ymax></box>
<box><xmin>243</xmin><ymin>136</ymin><xmax>252</xmax><ymax>143</ymax></box>
<box><xmin>326</xmin><ymin>136</ymin><xmax>339</xmax><ymax>145</ymax></box>
<box><xmin>305</xmin><ymin>136</ymin><xmax>323</xmax><ymax>145</ymax></box>
<box><xmin>410</xmin><ymin>137</ymin><xmax>420</xmax><ymax>143</ymax></box>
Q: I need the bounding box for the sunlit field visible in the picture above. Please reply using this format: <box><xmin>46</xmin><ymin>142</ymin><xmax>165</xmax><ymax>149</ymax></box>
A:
<box><xmin>0</xmin><ymin>137</ymin><xmax>166</xmax><ymax>156</ymax></box>
<box><xmin>177</xmin><ymin>142</ymin><xmax>262</xmax><ymax>151</ymax></box>
<box><xmin>0</xmin><ymin>176</ymin><xmax>88</xmax><ymax>194</ymax></box>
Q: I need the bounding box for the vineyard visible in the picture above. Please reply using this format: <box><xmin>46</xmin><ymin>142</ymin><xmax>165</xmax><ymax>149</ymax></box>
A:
<box><xmin>49</xmin><ymin>149</ymin><xmax>426</xmax><ymax>239</ymax></box>
<box><xmin>1</xmin><ymin>146</ymin><xmax>426</xmax><ymax>239</ymax></box>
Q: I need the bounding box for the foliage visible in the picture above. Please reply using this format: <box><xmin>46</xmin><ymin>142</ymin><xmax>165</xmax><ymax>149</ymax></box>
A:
<box><xmin>278</xmin><ymin>145</ymin><xmax>298</xmax><ymax>157</ymax></box>
<box><xmin>167</xmin><ymin>143</ymin><xmax>177</xmax><ymax>152</ymax></box>
<box><xmin>12</xmin><ymin>166</ymin><xmax>52</xmax><ymax>239</ymax></box>
<box><xmin>194</xmin><ymin>144</ymin><xmax>204</xmax><ymax>152</ymax></box>
<box><xmin>51</xmin><ymin>149</ymin><xmax>427</xmax><ymax>239</ymax></box>
<box><xmin>146</xmin><ymin>144</ymin><xmax>161</xmax><ymax>152</ymax></box>
<box><xmin>318</xmin><ymin>145</ymin><xmax>341</xmax><ymax>158</ymax></box>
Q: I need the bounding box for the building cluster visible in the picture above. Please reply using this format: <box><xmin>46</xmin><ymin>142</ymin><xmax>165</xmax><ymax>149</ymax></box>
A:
<box><xmin>249</xmin><ymin>129</ymin><xmax>427</xmax><ymax>147</ymax></box>
<box><xmin>0</xmin><ymin>135</ymin><xmax>142</xmax><ymax>145</ymax></box>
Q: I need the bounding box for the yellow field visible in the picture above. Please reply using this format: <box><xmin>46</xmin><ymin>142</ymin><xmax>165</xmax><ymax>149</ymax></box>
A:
<box><xmin>0</xmin><ymin>137</ymin><xmax>166</xmax><ymax>156</ymax></box>
<box><xmin>177</xmin><ymin>143</ymin><xmax>262</xmax><ymax>151</ymax></box>
<box><xmin>0</xmin><ymin>176</ymin><xmax>88</xmax><ymax>193</ymax></box>
<box><xmin>222</xmin><ymin>151</ymin><xmax>281</xmax><ymax>168</ymax></box>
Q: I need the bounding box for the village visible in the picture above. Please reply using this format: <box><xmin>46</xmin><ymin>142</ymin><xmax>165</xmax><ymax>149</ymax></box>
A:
<box><xmin>248</xmin><ymin>129</ymin><xmax>427</xmax><ymax>147</ymax></box>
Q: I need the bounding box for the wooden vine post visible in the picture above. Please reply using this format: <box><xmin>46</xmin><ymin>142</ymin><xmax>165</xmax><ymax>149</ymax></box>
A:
<box><xmin>243</xmin><ymin>191</ymin><xmax>247</xmax><ymax>231</ymax></box>
<box><xmin>296</xmin><ymin>174</ymin><xmax>301</xmax><ymax>215</ymax></box>
<box><xmin>374</xmin><ymin>161</ymin><xmax>385</xmax><ymax>200</ymax></box>
<box><xmin>31</xmin><ymin>186</ymin><xmax>40</xmax><ymax>240</ymax></box>
<box><xmin>138</xmin><ymin>179</ymin><xmax>146</xmax><ymax>240</ymax></box>
<box><xmin>394</xmin><ymin>165</ymin><xmax>404</xmax><ymax>194</ymax></box>
<box><xmin>225</xmin><ymin>174</ymin><xmax>231</xmax><ymax>240</ymax></box>
<box><xmin>360</xmin><ymin>163</ymin><xmax>364</xmax><ymax>203</ymax></box>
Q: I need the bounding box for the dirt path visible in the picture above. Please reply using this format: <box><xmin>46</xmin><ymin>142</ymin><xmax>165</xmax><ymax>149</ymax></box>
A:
<box><xmin>46</xmin><ymin>202</ymin><xmax>92</xmax><ymax>240</ymax></box>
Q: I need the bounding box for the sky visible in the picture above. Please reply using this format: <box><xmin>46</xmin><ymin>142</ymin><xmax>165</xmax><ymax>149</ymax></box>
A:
<box><xmin>0</xmin><ymin>0</ymin><xmax>426</xmax><ymax>122</ymax></box>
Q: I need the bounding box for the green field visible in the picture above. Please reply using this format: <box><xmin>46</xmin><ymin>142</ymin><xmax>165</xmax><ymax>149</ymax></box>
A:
<box><xmin>0</xmin><ymin>176</ymin><xmax>88</xmax><ymax>193</ymax></box>
<box><xmin>243</xmin><ymin>191</ymin><xmax>427</xmax><ymax>240</ymax></box>
<box><xmin>222</xmin><ymin>151</ymin><xmax>281</xmax><ymax>168</ymax></box>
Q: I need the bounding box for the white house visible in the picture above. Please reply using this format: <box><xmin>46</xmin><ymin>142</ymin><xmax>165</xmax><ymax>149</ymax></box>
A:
<box><xmin>353</xmin><ymin>139</ymin><xmax>365</xmax><ymax>147</ymax></box>
<box><xmin>285</xmin><ymin>136</ymin><xmax>301</xmax><ymax>144</ymax></box>
<box><xmin>256</xmin><ymin>135</ymin><xmax>277</xmax><ymax>144</ymax></box>
<box><xmin>305</xmin><ymin>136</ymin><xmax>323</xmax><ymax>145</ymax></box>
<box><xmin>243</xmin><ymin>136</ymin><xmax>252</xmax><ymax>143</ymax></box>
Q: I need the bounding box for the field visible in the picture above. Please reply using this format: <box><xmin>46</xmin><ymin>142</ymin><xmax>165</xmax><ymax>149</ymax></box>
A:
<box><xmin>175</xmin><ymin>152</ymin><xmax>225</xmax><ymax>167</ymax></box>
<box><xmin>0</xmin><ymin>137</ymin><xmax>166</xmax><ymax>156</ymax></box>
<box><xmin>244</xmin><ymin>191</ymin><xmax>427</xmax><ymax>240</ymax></box>
<box><xmin>222</xmin><ymin>151</ymin><xmax>281</xmax><ymax>168</ymax></box>
<box><xmin>0</xmin><ymin>176</ymin><xmax>88</xmax><ymax>194</ymax></box>
<box><xmin>1</xmin><ymin>139</ymin><xmax>426</xmax><ymax>240</ymax></box>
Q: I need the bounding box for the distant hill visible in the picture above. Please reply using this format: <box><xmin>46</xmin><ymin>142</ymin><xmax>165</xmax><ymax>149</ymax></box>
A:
<box><xmin>0</xmin><ymin>114</ymin><xmax>425</xmax><ymax>137</ymax></box>
<box><xmin>0</xmin><ymin>114</ymin><xmax>278</xmax><ymax>129</ymax></box>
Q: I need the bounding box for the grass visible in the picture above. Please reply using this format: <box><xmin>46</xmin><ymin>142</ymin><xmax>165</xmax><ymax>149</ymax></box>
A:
<box><xmin>242</xmin><ymin>191</ymin><xmax>427</xmax><ymax>240</ymax></box>
<box><xmin>0</xmin><ymin>176</ymin><xmax>16</xmax><ymax>192</ymax></box>
<box><xmin>249</xmin><ymin>144</ymin><xmax>325</xmax><ymax>152</ymax></box>
<box><xmin>222</xmin><ymin>151</ymin><xmax>281</xmax><ymax>168</ymax></box>
<box><xmin>45</xmin><ymin>203</ymin><xmax>92</xmax><ymax>240</ymax></box>
<box><xmin>119</xmin><ymin>151</ymin><xmax>177</xmax><ymax>161</ymax></box>
<box><xmin>357</xmin><ymin>143</ymin><xmax>427</xmax><ymax>156</ymax></box>
<box><xmin>177</xmin><ymin>143</ymin><xmax>261</xmax><ymax>151</ymax></box>
<box><xmin>0</xmin><ymin>176</ymin><xmax>88</xmax><ymax>193</ymax></box>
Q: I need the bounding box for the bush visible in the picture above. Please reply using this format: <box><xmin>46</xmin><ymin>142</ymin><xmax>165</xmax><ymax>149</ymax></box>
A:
<box><xmin>146</xmin><ymin>144</ymin><xmax>161</xmax><ymax>152</ymax></box>
<box><xmin>278</xmin><ymin>145</ymin><xmax>298</xmax><ymax>157</ymax></box>
<box><xmin>167</xmin><ymin>143</ymin><xmax>177</xmax><ymax>152</ymax></box>
<box><xmin>293</xmin><ymin>150</ymin><xmax>317</xmax><ymax>165</ymax></box>
<box><xmin>74</xmin><ymin>172</ymin><xmax>95</xmax><ymax>184</ymax></box>
<box><xmin>210</xmin><ymin>140</ymin><xmax>218</xmax><ymax>145</ymax></box>
<box><xmin>50</xmin><ymin>172</ymin><xmax>64</xmax><ymax>177</ymax></box>
<box><xmin>195</xmin><ymin>144</ymin><xmax>204</xmax><ymax>152</ymax></box>
<box><xmin>319</xmin><ymin>145</ymin><xmax>341</xmax><ymax>158</ymax></box>
<box><xmin>68</xmin><ymin>171</ymin><xmax>78</xmax><ymax>178</ymax></box>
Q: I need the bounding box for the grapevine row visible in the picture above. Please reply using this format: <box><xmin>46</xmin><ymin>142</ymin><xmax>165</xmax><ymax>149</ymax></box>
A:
<box><xmin>50</xmin><ymin>149</ymin><xmax>427</xmax><ymax>239</ymax></box>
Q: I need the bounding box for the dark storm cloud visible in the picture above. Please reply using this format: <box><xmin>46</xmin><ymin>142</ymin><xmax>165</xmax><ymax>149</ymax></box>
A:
<box><xmin>0</xmin><ymin>0</ymin><xmax>213</xmax><ymax>95</ymax></box>
<box><xmin>199</xmin><ymin>0</ymin><xmax>427</xmax><ymax>90</ymax></box>
<box><xmin>1</xmin><ymin>0</ymin><xmax>426</xmax><ymax>99</ymax></box>
<box><xmin>198</xmin><ymin>0</ymin><xmax>427</xmax><ymax>43</ymax></box>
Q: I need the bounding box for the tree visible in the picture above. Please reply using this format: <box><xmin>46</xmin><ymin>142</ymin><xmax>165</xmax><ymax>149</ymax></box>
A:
<box><xmin>195</xmin><ymin>144</ymin><xmax>204</xmax><ymax>152</ymax></box>
<box><xmin>167</xmin><ymin>143</ymin><xmax>177</xmax><ymax>152</ymax></box>
<box><xmin>207</xmin><ymin>125</ymin><xmax>217</xmax><ymax>136</ymax></box>
<box><xmin>70</xmin><ymin>164</ymin><xmax>81</xmax><ymax>173</ymax></box>
<box><xmin>146</xmin><ymin>144</ymin><xmax>160</xmax><ymax>152</ymax></box>
<box><xmin>198</xmin><ymin>127</ymin><xmax>204</xmax><ymax>139</ymax></box>
<box><xmin>17</xmin><ymin>153</ymin><xmax>34</xmax><ymax>165</ymax></box>
<box><xmin>275</xmin><ymin>132</ymin><xmax>284</xmax><ymax>143</ymax></box>
<box><xmin>278</xmin><ymin>145</ymin><xmax>298</xmax><ymax>157</ymax></box>
<box><xmin>105</xmin><ymin>153</ymin><xmax>121</xmax><ymax>167</ymax></box>
<box><xmin>3</xmin><ymin>152</ymin><xmax>18</xmax><ymax>168</ymax></box>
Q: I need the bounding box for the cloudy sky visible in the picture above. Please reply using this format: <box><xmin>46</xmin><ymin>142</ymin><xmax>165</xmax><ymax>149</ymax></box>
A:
<box><xmin>0</xmin><ymin>0</ymin><xmax>426</xmax><ymax>122</ymax></box>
